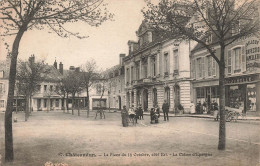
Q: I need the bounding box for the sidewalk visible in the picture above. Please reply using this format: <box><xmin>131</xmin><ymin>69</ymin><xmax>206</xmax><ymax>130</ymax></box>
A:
<box><xmin>142</xmin><ymin>112</ymin><xmax>260</xmax><ymax>121</ymax></box>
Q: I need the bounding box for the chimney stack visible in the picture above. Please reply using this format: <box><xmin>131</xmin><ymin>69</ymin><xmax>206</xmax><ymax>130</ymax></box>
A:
<box><xmin>59</xmin><ymin>62</ymin><xmax>63</xmax><ymax>75</ymax></box>
<box><xmin>29</xmin><ymin>54</ymin><xmax>35</xmax><ymax>64</ymax></box>
<box><xmin>119</xmin><ymin>54</ymin><xmax>126</xmax><ymax>66</ymax></box>
<box><xmin>69</xmin><ymin>66</ymin><xmax>75</xmax><ymax>70</ymax></box>
<box><xmin>53</xmin><ymin>59</ymin><xmax>57</xmax><ymax>69</ymax></box>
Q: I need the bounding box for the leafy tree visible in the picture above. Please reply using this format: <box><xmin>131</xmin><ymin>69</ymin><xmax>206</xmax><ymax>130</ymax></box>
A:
<box><xmin>16</xmin><ymin>57</ymin><xmax>47</xmax><ymax>121</ymax></box>
<box><xmin>0</xmin><ymin>0</ymin><xmax>113</xmax><ymax>161</ymax></box>
<box><xmin>81</xmin><ymin>59</ymin><xmax>99</xmax><ymax>118</ymax></box>
<box><xmin>143</xmin><ymin>0</ymin><xmax>259</xmax><ymax>150</ymax></box>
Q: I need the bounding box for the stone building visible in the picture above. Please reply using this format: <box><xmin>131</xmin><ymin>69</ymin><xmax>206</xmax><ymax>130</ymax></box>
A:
<box><xmin>124</xmin><ymin>21</ymin><xmax>196</xmax><ymax>113</ymax></box>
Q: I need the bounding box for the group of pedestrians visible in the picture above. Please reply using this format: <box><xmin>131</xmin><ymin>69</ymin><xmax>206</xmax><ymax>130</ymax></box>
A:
<box><xmin>121</xmin><ymin>100</ymin><xmax>170</xmax><ymax>127</ymax></box>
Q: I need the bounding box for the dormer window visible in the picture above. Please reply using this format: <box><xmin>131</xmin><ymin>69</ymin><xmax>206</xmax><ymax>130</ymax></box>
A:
<box><xmin>205</xmin><ymin>33</ymin><xmax>212</xmax><ymax>44</ymax></box>
<box><xmin>232</xmin><ymin>20</ymin><xmax>240</xmax><ymax>36</ymax></box>
<box><xmin>148</xmin><ymin>31</ymin><xmax>152</xmax><ymax>42</ymax></box>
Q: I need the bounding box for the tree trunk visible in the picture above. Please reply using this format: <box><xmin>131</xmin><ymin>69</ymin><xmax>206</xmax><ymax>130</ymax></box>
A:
<box><xmin>78</xmin><ymin>94</ymin><xmax>80</xmax><ymax>116</ymax></box>
<box><xmin>62</xmin><ymin>97</ymin><xmax>65</xmax><ymax>113</ymax></box>
<box><xmin>86</xmin><ymin>86</ymin><xmax>90</xmax><ymax>118</ymax></box>
<box><xmin>66</xmin><ymin>93</ymin><xmax>69</xmax><ymax>114</ymax></box>
<box><xmin>218</xmin><ymin>45</ymin><xmax>226</xmax><ymax>150</ymax></box>
<box><xmin>47</xmin><ymin>98</ymin><xmax>50</xmax><ymax>113</ymax></box>
<box><xmin>25</xmin><ymin>95</ymin><xmax>30</xmax><ymax>121</ymax></box>
<box><xmin>72</xmin><ymin>94</ymin><xmax>74</xmax><ymax>115</ymax></box>
<box><xmin>29</xmin><ymin>95</ymin><xmax>32</xmax><ymax>115</ymax></box>
<box><xmin>5</xmin><ymin>27</ymin><xmax>26</xmax><ymax>162</ymax></box>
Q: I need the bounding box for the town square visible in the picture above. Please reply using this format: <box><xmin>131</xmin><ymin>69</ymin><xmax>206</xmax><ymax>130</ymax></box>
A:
<box><xmin>0</xmin><ymin>0</ymin><xmax>260</xmax><ymax>165</ymax></box>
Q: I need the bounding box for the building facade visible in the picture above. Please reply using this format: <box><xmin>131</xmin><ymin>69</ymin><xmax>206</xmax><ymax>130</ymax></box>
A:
<box><xmin>124</xmin><ymin>21</ymin><xmax>195</xmax><ymax>113</ymax></box>
<box><xmin>191</xmin><ymin>34</ymin><xmax>260</xmax><ymax>115</ymax></box>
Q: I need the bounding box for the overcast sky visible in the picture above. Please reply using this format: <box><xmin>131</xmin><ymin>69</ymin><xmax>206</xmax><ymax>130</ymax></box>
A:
<box><xmin>0</xmin><ymin>0</ymin><xmax>147</xmax><ymax>70</ymax></box>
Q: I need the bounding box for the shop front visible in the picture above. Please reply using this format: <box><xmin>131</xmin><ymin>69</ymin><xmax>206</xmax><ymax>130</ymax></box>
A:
<box><xmin>225</xmin><ymin>74</ymin><xmax>260</xmax><ymax>115</ymax></box>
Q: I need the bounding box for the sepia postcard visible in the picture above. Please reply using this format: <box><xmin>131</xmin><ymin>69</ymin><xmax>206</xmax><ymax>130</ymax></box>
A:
<box><xmin>0</xmin><ymin>0</ymin><xmax>260</xmax><ymax>165</ymax></box>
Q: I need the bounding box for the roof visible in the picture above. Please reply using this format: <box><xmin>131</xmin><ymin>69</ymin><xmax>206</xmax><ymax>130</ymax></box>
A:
<box><xmin>42</xmin><ymin>65</ymin><xmax>63</xmax><ymax>82</ymax></box>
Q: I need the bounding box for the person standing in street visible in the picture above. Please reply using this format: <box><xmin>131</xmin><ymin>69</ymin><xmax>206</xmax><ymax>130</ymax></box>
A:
<box><xmin>138</xmin><ymin>104</ymin><xmax>144</xmax><ymax>120</ymax></box>
<box><xmin>162</xmin><ymin>100</ymin><xmax>169</xmax><ymax>121</ymax></box>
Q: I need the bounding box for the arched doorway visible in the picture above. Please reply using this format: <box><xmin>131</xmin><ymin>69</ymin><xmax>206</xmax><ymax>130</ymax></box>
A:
<box><xmin>143</xmin><ymin>89</ymin><xmax>148</xmax><ymax>112</ymax></box>
<box><xmin>153</xmin><ymin>88</ymin><xmax>157</xmax><ymax>107</ymax></box>
<box><xmin>174</xmin><ymin>85</ymin><xmax>180</xmax><ymax>107</ymax></box>
<box><xmin>136</xmin><ymin>90</ymin><xmax>141</xmax><ymax>106</ymax></box>
<box><xmin>118</xmin><ymin>96</ymin><xmax>121</xmax><ymax>110</ymax></box>
<box><xmin>165</xmin><ymin>86</ymin><xmax>170</xmax><ymax>105</ymax></box>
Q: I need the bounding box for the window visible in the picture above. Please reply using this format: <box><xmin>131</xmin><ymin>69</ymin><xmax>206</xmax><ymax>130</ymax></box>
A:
<box><xmin>44</xmin><ymin>85</ymin><xmax>47</xmax><ymax>92</ymax></box>
<box><xmin>136</xmin><ymin>62</ymin><xmax>140</xmax><ymax>80</ymax></box>
<box><xmin>96</xmin><ymin>84</ymin><xmax>102</xmax><ymax>95</ymax></box>
<box><xmin>55</xmin><ymin>99</ymin><xmax>59</xmax><ymax>107</ymax></box>
<box><xmin>126</xmin><ymin>68</ymin><xmax>130</xmax><ymax>83</ymax></box>
<box><xmin>36</xmin><ymin>85</ymin><xmax>41</xmax><ymax>92</ymax></box>
<box><xmin>205</xmin><ymin>34</ymin><xmax>212</xmax><ymax>44</ymax></box>
<box><xmin>197</xmin><ymin>57</ymin><xmax>205</xmax><ymax>78</ymax></box>
<box><xmin>148</xmin><ymin>31</ymin><xmax>152</xmax><ymax>42</ymax></box>
<box><xmin>207</xmin><ymin>56</ymin><xmax>216</xmax><ymax>77</ymax></box>
<box><xmin>227</xmin><ymin>50</ymin><xmax>232</xmax><ymax>74</ymax></box>
<box><xmin>50</xmin><ymin>99</ymin><xmax>53</xmax><ymax>107</ymax></box>
<box><xmin>165</xmin><ymin>87</ymin><xmax>170</xmax><ymax>106</ymax></box>
<box><xmin>0</xmin><ymin>83</ymin><xmax>4</xmax><ymax>94</ymax></box>
<box><xmin>44</xmin><ymin>99</ymin><xmax>47</xmax><ymax>108</ymax></box>
<box><xmin>232</xmin><ymin>20</ymin><xmax>240</xmax><ymax>36</ymax></box>
<box><xmin>0</xmin><ymin>100</ymin><xmax>4</xmax><ymax>108</ymax></box>
<box><xmin>50</xmin><ymin>85</ymin><xmax>53</xmax><ymax>92</ymax></box>
<box><xmin>164</xmin><ymin>53</ymin><xmax>169</xmax><ymax>74</ymax></box>
<box><xmin>143</xmin><ymin>62</ymin><xmax>148</xmax><ymax>78</ymax></box>
<box><xmin>192</xmin><ymin>59</ymin><xmax>196</xmax><ymax>78</ymax></box>
<box><xmin>207</xmin><ymin>56</ymin><xmax>212</xmax><ymax>76</ymax></box>
<box><xmin>151</xmin><ymin>56</ymin><xmax>156</xmax><ymax>77</ymax></box>
<box><xmin>228</xmin><ymin>46</ymin><xmax>246</xmax><ymax>74</ymax></box>
<box><xmin>234</xmin><ymin>47</ymin><xmax>241</xmax><ymax>72</ymax></box>
<box><xmin>131</xmin><ymin>66</ymin><xmax>134</xmax><ymax>81</ymax></box>
<box><xmin>173</xmin><ymin>49</ymin><xmax>179</xmax><ymax>72</ymax></box>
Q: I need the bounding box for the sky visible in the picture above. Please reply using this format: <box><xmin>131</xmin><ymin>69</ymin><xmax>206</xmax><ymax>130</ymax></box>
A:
<box><xmin>0</xmin><ymin>0</ymin><xmax>148</xmax><ymax>70</ymax></box>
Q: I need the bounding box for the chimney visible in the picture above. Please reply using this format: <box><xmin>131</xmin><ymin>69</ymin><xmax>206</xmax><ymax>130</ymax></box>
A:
<box><xmin>75</xmin><ymin>67</ymin><xmax>80</xmax><ymax>72</ymax></box>
<box><xmin>119</xmin><ymin>54</ymin><xmax>126</xmax><ymax>66</ymax></box>
<box><xmin>29</xmin><ymin>54</ymin><xmax>35</xmax><ymax>64</ymax></box>
<box><xmin>69</xmin><ymin>66</ymin><xmax>75</xmax><ymax>70</ymax></box>
<box><xmin>53</xmin><ymin>59</ymin><xmax>57</xmax><ymax>69</ymax></box>
<box><xmin>59</xmin><ymin>62</ymin><xmax>63</xmax><ymax>75</ymax></box>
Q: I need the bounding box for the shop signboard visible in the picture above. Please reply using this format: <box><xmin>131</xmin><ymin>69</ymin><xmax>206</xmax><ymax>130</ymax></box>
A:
<box><xmin>246</xmin><ymin>38</ymin><xmax>260</xmax><ymax>72</ymax></box>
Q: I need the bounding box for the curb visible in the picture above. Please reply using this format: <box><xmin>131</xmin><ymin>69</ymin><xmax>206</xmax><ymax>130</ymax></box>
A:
<box><xmin>142</xmin><ymin>113</ymin><xmax>260</xmax><ymax>121</ymax></box>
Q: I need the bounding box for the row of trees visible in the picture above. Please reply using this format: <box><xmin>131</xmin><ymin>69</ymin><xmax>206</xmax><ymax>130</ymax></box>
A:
<box><xmin>15</xmin><ymin>58</ymin><xmax>103</xmax><ymax>119</ymax></box>
<box><xmin>0</xmin><ymin>0</ymin><xmax>113</xmax><ymax>162</ymax></box>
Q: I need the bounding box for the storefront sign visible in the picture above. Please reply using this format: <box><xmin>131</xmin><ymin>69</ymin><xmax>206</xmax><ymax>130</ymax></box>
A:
<box><xmin>246</xmin><ymin>38</ymin><xmax>260</xmax><ymax>71</ymax></box>
<box><xmin>225</xmin><ymin>75</ymin><xmax>259</xmax><ymax>85</ymax></box>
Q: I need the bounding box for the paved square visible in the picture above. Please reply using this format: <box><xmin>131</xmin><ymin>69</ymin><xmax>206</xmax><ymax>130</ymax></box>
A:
<box><xmin>0</xmin><ymin>110</ymin><xmax>259</xmax><ymax>166</ymax></box>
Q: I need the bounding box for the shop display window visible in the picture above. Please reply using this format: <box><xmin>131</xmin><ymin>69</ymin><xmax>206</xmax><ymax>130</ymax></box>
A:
<box><xmin>247</xmin><ymin>84</ymin><xmax>256</xmax><ymax>112</ymax></box>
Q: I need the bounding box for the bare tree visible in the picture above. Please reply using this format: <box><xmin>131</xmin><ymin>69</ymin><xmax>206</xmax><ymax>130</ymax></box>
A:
<box><xmin>0</xmin><ymin>0</ymin><xmax>113</xmax><ymax>161</ymax></box>
<box><xmin>55</xmin><ymin>81</ymin><xmax>67</xmax><ymax>113</ymax></box>
<box><xmin>143</xmin><ymin>0</ymin><xmax>260</xmax><ymax>150</ymax></box>
<box><xmin>16</xmin><ymin>57</ymin><xmax>47</xmax><ymax>121</ymax></box>
<box><xmin>62</xmin><ymin>71</ymin><xmax>84</xmax><ymax>115</ymax></box>
<box><xmin>81</xmin><ymin>59</ymin><xmax>99</xmax><ymax>118</ymax></box>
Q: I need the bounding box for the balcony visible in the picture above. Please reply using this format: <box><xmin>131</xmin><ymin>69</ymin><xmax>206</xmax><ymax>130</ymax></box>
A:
<box><xmin>143</xmin><ymin>78</ymin><xmax>151</xmax><ymax>83</ymax></box>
